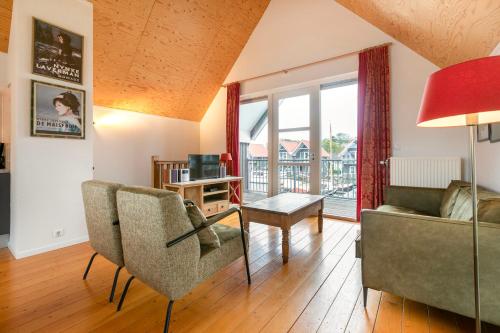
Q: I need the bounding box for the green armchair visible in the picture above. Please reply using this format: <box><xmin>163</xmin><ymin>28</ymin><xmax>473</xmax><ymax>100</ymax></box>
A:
<box><xmin>359</xmin><ymin>182</ymin><xmax>500</xmax><ymax>326</ymax></box>
<box><xmin>115</xmin><ymin>186</ymin><xmax>250</xmax><ymax>333</ymax></box>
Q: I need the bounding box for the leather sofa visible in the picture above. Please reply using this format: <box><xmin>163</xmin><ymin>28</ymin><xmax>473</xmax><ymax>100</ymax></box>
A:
<box><xmin>358</xmin><ymin>181</ymin><xmax>500</xmax><ymax>326</ymax></box>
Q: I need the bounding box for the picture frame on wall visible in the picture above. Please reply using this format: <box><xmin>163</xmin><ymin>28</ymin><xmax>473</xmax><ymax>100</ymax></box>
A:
<box><xmin>31</xmin><ymin>80</ymin><xmax>86</xmax><ymax>139</ymax></box>
<box><xmin>477</xmin><ymin>124</ymin><xmax>490</xmax><ymax>142</ymax></box>
<box><xmin>32</xmin><ymin>18</ymin><xmax>83</xmax><ymax>84</ymax></box>
<box><xmin>490</xmin><ymin>123</ymin><xmax>500</xmax><ymax>143</ymax></box>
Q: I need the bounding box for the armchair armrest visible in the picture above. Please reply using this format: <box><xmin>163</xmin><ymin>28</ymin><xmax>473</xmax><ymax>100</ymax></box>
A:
<box><xmin>166</xmin><ymin>207</ymin><xmax>243</xmax><ymax>248</ymax></box>
<box><xmin>385</xmin><ymin>186</ymin><xmax>445</xmax><ymax>216</ymax></box>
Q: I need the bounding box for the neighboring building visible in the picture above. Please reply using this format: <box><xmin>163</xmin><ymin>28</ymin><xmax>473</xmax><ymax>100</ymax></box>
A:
<box><xmin>247</xmin><ymin>140</ymin><xmax>329</xmax><ymax>160</ymax></box>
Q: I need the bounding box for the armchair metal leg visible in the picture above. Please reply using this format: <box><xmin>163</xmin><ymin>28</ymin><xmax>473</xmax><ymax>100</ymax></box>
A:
<box><xmin>363</xmin><ymin>287</ymin><xmax>368</xmax><ymax>307</ymax></box>
<box><xmin>236</xmin><ymin>210</ymin><xmax>251</xmax><ymax>285</ymax></box>
<box><xmin>163</xmin><ymin>300</ymin><xmax>175</xmax><ymax>333</ymax></box>
<box><xmin>117</xmin><ymin>276</ymin><xmax>135</xmax><ymax>311</ymax></box>
<box><xmin>83</xmin><ymin>252</ymin><xmax>98</xmax><ymax>280</ymax></box>
<box><xmin>109</xmin><ymin>266</ymin><xmax>123</xmax><ymax>303</ymax></box>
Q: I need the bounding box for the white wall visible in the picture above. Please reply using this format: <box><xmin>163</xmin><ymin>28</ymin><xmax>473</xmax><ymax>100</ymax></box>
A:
<box><xmin>200</xmin><ymin>0</ymin><xmax>469</xmax><ymax>177</ymax></box>
<box><xmin>93</xmin><ymin>106</ymin><xmax>200</xmax><ymax>186</ymax></box>
<box><xmin>7</xmin><ymin>0</ymin><xmax>94</xmax><ymax>258</ymax></box>
<box><xmin>476</xmin><ymin>46</ymin><xmax>500</xmax><ymax>192</ymax></box>
<box><xmin>0</xmin><ymin>52</ymin><xmax>7</xmax><ymax>88</ymax></box>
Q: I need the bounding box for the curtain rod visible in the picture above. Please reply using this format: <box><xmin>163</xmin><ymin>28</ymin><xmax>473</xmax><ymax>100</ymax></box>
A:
<box><xmin>221</xmin><ymin>42</ymin><xmax>392</xmax><ymax>88</ymax></box>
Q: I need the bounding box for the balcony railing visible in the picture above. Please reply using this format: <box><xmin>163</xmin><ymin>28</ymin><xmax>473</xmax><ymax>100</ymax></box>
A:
<box><xmin>243</xmin><ymin>158</ymin><xmax>357</xmax><ymax>200</ymax></box>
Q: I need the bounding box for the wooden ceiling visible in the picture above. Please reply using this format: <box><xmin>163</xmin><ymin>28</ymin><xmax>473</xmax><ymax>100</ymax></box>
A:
<box><xmin>0</xmin><ymin>0</ymin><xmax>12</xmax><ymax>53</ymax></box>
<box><xmin>336</xmin><ymin>0</ymin><xmax>500</xmax><ymax>68</ymax></box>
<box><xmin>94</xmin><ymin>0</ymin><xmax>270</xmax><ymax>121</ymax></box>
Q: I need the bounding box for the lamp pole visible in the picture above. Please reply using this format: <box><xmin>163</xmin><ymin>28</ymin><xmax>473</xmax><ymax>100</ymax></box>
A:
<box><xmin>468</xmin><ymin>125</ymin><xmax>481</xmax><ymax>333</ymax></box>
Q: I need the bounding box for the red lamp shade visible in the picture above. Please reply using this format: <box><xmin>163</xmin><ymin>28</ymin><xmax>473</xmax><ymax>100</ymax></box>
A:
<box><xmin>417</xmin><ymin>56</ymin><xmax>500</xmax><ymax>127</ymax></box>
<box><xmin>220</xmin><ymin>153</ymin><xmax>233</xmax><ymax>162</ymax></box>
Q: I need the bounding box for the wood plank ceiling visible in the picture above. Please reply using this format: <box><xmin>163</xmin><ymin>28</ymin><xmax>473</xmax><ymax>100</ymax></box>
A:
<box><xmin>0</xmin><ymin>0</ymin><xmax>12</xmax><ymax>52</ymax></box>
<box><xmin>94</xmin><ymin>0</ymin><xmax>270</xmax><ymax>121</ymax></box>
<box><xmin>336</xmin><ymin>0</ymin><xmax>500</xmax><ymax>68</ymax></box>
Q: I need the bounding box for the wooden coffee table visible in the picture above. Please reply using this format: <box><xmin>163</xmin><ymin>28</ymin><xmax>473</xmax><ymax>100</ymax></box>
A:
<box><xmin>241</xmin><ymin>193</ymin><xmax>325</xmax><ymax>264</ymax></box>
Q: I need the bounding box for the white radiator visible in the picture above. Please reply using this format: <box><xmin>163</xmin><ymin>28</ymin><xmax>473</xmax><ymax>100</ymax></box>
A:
<box><xmin>389</xmin><ymin>157</ymin><xmax>461</xmax><ymax>189</ymax></box>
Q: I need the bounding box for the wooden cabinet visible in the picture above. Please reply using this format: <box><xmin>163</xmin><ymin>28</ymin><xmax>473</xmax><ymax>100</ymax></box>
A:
<box><xmin>151</xmin><ymin>156</ymin><xmax>243</xmax><ymax>216</ymax></box>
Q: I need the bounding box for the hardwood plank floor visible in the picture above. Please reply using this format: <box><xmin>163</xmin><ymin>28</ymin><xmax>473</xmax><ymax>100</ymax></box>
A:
<box><xmin>0</xmin><ymin>218</ymin><xmax>497</xmax><ymax>333</ymax></box>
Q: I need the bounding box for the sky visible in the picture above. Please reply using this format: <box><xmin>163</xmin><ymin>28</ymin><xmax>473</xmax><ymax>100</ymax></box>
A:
<box><xmin>242</xmin><ymin>83</ymin><xmax>358</xmax><ymax>144</ymax></box>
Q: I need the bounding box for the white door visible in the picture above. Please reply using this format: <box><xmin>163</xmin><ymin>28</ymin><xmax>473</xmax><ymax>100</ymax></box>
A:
<box><xmin>271</xmin><ymin>87</ymin><xmax>320</xmax><ymax>195</ymax></box>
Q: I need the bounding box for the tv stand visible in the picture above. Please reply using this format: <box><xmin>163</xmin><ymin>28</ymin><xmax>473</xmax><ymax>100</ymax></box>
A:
<box><xmin>151</xmin><ymin>156</ymin><xmax>243</xmax><ymax>216</ymax></box>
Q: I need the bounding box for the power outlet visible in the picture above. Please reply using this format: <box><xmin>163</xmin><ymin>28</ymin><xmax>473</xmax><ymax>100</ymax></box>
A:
<box><xmin>53</xmin><ymin>229</ymin><xmax>64</xmax><ymax>238</ymax></box>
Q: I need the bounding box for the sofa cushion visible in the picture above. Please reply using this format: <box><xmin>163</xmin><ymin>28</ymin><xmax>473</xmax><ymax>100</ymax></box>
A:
<box><xmin>440</xmin><ymin>180</ymin><xmax>469</xmax><ymax>218</ymax></box>
<box><xmin>186</xmin><ymin>205</ymin><xmax>221</xmax><ymax>248</ymax></box>
<box><xmin>376</xmin><ymin>205</ymin><xmax>430</xmax><ymax>216</ymax></box>
<box><xmin>479</xmin><ymin>198</ymin><xmax>500</xmax><ymax>224</ymax></box>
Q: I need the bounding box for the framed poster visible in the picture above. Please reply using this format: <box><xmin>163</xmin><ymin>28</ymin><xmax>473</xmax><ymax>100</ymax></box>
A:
<box><xmin>32</xmin><ymin>18</ymin><xmax>83</xmax><ymax>84</ymax></box>
<box><xmin>31</xmin><ymin>80</ymin><xmax>86</xmax><ymax>139</ymax></box>
<box><xmin>477</xmin><ymin>124</ymin><xmax>489</xmax><ymax>142</ymax></box>
<box><xmin>490</xmin><ymin>123</ymin><xmax>500</xmax><ymax>143</ymax></box>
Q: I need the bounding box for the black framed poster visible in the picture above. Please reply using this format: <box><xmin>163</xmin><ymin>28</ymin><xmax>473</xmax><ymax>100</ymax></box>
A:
<box><xmin>32</xmin><ymin>18</ymin><xmax>83</xmax><ymax>84</ymax></box>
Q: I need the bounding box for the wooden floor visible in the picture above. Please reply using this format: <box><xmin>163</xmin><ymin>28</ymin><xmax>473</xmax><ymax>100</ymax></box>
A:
<box><xmin>0</xmin><ymin>218</ymin><xmax>498</xmax><ymax>333</ymax></box>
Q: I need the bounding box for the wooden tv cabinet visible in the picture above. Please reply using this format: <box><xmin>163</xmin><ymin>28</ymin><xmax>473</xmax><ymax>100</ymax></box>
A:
<box><xmin>151</xmin><ymin>156</ymin><xmax>243</xmax><ymax>216</ymax></box>
<box><xmin>163</xmin><ymin>177</ymin><xmax>243</xmax><ymax>217</ymax></box>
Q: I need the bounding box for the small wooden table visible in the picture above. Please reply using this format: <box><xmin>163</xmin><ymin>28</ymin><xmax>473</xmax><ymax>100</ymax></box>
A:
<box><xmin>241</xmin><ymin>193</ymin><xmax>325</xmax><ymax>264</ymax></box>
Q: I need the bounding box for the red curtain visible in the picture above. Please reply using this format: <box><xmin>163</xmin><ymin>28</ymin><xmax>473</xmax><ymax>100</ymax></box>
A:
<box><xmin>226</xmin><ymin>82</ymin><xmax>241</xmax><ymax>204</ymax></box>
<box><xmin>356</xmin><ymin>46</ymin><xmax>391</xmax><ymax>221</ymax></box>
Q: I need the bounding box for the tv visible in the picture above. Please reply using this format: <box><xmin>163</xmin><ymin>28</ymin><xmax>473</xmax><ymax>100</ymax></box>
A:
<box><xmin>188</xmin><ymin>154</ymin><xmax>220</xmax><ymax>181</ymax></box>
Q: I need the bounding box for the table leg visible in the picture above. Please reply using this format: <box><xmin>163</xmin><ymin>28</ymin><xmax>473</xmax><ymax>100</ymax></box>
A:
<box><xmin>242</xmin><ymin>209</ymin><xmax>250</xmax><ymax>233</ymax></box>
<box><xmin>281</xmin><ymin>227</ymin><xmax>290</xmax><ymax>264</ymax></box>
<box><xmin>318</xmin><ymin>199</ymin><xmax>324</xmax><ymax>233</ymax></box>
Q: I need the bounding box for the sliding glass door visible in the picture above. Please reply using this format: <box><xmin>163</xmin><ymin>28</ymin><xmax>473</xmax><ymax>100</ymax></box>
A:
<box><xmin>240</xmin><ymin>78</ymin><xmax>358</xmax><ymax>219</ymax></box>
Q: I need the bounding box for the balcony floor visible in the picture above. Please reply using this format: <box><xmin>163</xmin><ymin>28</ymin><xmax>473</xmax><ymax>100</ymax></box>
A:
<box><xmin>243</xmin><ymin>191</ymin><xmax>356</xmax><ymax>220</ymax></box>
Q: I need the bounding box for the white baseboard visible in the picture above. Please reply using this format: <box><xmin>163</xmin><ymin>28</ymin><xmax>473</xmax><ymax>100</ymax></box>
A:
<box><xmin>9</xmin><ymin>235</ymin><xmax>89</xmax><ymax>259</ymax></box>
<box><xmin>0</xmin><ymin>234</ymin><xmax>8</xmax><ymax>248</ymax></box>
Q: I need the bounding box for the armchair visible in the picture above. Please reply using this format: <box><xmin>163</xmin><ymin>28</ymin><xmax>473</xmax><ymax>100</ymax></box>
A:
<box><xmin>116</xmin><ymin>186</ymin><xmax>250</xmax><ymax>333</ymax></box>
<box><xmin>81</xmin><ymin>180</ymin><xmax>125</xmax><ymax>303</ymax></box>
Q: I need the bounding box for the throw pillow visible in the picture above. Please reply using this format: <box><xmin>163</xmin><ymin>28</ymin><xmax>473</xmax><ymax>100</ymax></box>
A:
<box><xmin>186</xmin><ymin>205</ymin><xmax>221</xmax><ymax>249</ymax></box>
<box><xmin>440</xmin><ymin>180</ymin><xmax>468</xmax><ymax>218</ymax></box>
<box><xmin>479</xmin><ymin>198</ymin><xmax>500</xmax><ymax>224</ymax></box>
<box><xmin>449</xmin><ymin>187</ymin><xmax>473</xmax><ymax>221</ymax></box>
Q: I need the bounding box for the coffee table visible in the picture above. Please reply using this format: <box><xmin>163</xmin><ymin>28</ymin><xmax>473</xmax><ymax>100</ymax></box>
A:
<box><xmin>241</xmin><ymin>193</ymin><xmax>325</xmax><ymax>264</ymax></box>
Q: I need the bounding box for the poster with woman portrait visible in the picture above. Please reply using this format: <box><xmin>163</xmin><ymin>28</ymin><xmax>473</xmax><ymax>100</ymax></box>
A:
<box><xmin>32</xmin><ymin>18</ymin><xmax>83</xmax><ymax>84</ymax></box>
<box><xmin>31</xmin><ymin>80</ymin><xmax>86</xmax><ymax>139</ymax></box>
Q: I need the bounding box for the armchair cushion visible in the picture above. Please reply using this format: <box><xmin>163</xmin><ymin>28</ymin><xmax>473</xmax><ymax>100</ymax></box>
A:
<box><xmin>186</xmin><ymin>205</ymin><xmax>221</xmax><ymax>249</ymax></box>
<box><xmin>212</xmin><ymin>224</ymin><xmax>241</xmax><ymax>243</ymax></box>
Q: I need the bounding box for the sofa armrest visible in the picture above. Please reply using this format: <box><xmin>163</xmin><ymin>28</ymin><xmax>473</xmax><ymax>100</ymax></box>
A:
<box><xmin>360</xmin><ymin>209</ymin><xmax>500</xmax><ymax>323</ymax></box>
<box><xmin>385</xmin><ymin>186</ymin><xmax>445</xmax><ymax>216</ymax></box>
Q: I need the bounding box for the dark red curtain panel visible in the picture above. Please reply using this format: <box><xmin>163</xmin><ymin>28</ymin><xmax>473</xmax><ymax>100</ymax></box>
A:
<box><xmin>356</xmin><ymin>46</ymin><xmax>391</xmax><ymax>221</ymax></box>
<box><xmin>226</xmin><ymin>82</ymin><xmax>241</xmax><ymax>204</ymax></box>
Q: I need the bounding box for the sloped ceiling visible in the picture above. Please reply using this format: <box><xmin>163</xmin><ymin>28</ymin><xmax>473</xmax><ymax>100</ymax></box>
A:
<box><xmin>336</xmin><ymin>0</ymin><xmax>500</xmax><ymax>68</ymax></box>
<box><xmin>0</xmin><ymin>0</ymin><xmax>12</xmax><ymax>52</ymax></box>
<box><xmin>94</xmin><ymin>0</ymin><xmax>270</xmax><ymax>121</ymax></box>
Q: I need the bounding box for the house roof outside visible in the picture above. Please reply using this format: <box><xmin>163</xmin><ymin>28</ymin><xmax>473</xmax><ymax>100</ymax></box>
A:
<box><xmin>247</xmin><ymin>140</ymin><xmax>330</xmax><ymax>159</ymax></box>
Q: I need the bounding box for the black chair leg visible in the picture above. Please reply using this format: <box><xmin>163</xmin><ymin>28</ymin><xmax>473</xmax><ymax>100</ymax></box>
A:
<box><xmin>237</xmin><ymin>210</ymin><xmax>251</xmax><ymax>285</ymax></box>
<box><xmin>117</xmin><ymin>276</ymin><xmax>135</xmax><ymax>311</ymax></box>
<box><xmin>83</xmin><ymin>252</ymin><xmax>98</xmax><ymax>280</ymax></box>
<box><xmin>363</xmin><ymin>287</ymin><xmax>368</xmax><ymax>307</ymax></box>
<box><xmin>109</xmin><ymin>266</ymin><xmax>123</xmax><ymax>303</ymax></box>
<box><xmin>163</xmin><ymin>300</ymin><xmax>175</xmax><ymax>333</ymax></box>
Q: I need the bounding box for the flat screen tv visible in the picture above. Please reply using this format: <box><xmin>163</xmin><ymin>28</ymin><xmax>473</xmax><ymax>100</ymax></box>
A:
<box><xmin>188</xmin><ymin>154</ymin><xmax>220</xmax><ymax>181</ymax></box>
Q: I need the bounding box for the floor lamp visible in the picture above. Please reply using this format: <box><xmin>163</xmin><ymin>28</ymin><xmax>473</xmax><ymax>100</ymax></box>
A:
<box><xmin>416</xmin><ymin>55</ymin><xmax>500</xmax><ymax>333</ymax></box>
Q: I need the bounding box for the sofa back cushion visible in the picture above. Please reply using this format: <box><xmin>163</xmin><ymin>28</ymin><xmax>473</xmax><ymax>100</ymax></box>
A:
<box><xmin>479</xmin><ymin>198</ymin><xmax>500</xmax><ymax>224</ymax></box>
